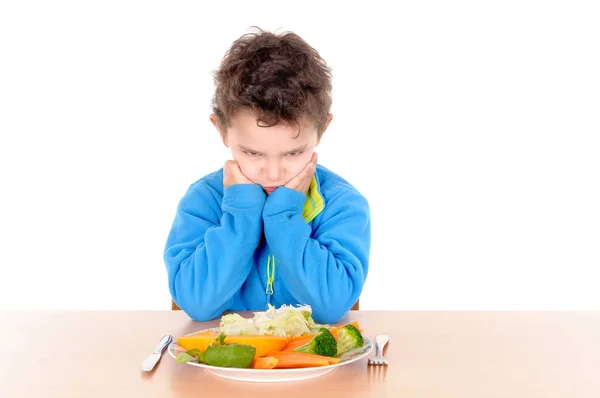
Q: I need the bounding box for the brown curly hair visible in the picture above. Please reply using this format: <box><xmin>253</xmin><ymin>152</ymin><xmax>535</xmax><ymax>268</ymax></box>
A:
<box><xmin>211</xmin><ymin>27</ymin><xmax>332</xmax><ymax>138</ymax></box>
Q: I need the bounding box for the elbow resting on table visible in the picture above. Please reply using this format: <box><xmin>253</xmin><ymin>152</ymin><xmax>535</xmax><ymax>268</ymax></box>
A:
<box><xmin>172</xmin><ymin>296</ymin><xmax>224</xmax><ymax>322</ymax></box>
<box><xmin>310</xmin><ymin>301</ymin><xmax>357</xmax><ymax>324</ymax></box>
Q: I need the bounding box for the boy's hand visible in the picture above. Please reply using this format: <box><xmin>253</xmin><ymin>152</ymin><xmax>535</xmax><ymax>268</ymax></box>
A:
<box><xmin>284</xmin><ymin>152</ymin><xmax>318</xmax><ymax>194</ymax></box>
<box><xmin>223</xmin><ymin>160</ymin><xmax>253</xmax><ymax>188</ymax></box>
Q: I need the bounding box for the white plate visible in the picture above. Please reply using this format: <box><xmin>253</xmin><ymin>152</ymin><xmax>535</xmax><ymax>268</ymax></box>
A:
<box><xmin>168</xmin><ymin>328</ymin><xmax>373</xmax><ymax>383</ymax></box>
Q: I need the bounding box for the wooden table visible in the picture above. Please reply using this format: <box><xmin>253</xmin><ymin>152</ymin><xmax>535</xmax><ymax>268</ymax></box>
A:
<box><xmin>1</xmin><ymin>311</ymin><xmax>599</xmax><ymax>397</ymax></box>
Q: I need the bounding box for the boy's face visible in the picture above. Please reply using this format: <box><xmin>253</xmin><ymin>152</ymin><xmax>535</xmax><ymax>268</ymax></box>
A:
<box><xmin>212</xmin><ymin>111</ymin><xmax>326</xmax><ymax>194</ymax></box>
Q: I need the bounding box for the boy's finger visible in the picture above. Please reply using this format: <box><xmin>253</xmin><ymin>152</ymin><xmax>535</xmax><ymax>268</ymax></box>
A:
<box><xmin>229</xmin><ymin>161</ymin><xmax>244</xmax><ymax>176</ymax></box>
<box><xmin>297</xmin><ymin>162</ymin><xmax>313</xmax><ymax>181</ymax></box>
<box><xmin>309</xmin><ymin>156</ymin><xmax>317</xmax><ymax>173</ymax></box>
<box><xmin>304</xmin><ymin>155</ymin><xmax>316</xmax><ymax>171</ymax></box>
<box><xmin>230</xmin><ymin>161</ymin><xmax>253</xmax><ymax>183</ymax></box>
<box><xmin>286</xmin><ymin>171</ymin><xmax>304</xmax><ymax>189</ymax></box>
<box><xmin>303</xmin><ymin>156</ymin><xmax>316</xmax><ymax>176</ymax></box>
<box><xmin>298</xmin><ymin>159</ymin><xmax>316</xmax><ymax>185</ymax></box>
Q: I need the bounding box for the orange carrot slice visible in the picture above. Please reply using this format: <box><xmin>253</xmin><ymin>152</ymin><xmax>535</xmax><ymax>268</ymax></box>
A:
<box><xmin>267</xmin><ymin>351</ymin><xmax>340</xmax><ymax>368</ymax></box>
<box><xmin>251</xmin><ymin>356</ymin><xmax>279</xmax><ymax>369</ymax></box>
<box><xmin>177</xmin><ymin>334</ymin><xmax>290</xmax><ymax>357</ymax></box>
<box><xmin>282</xmin><ymin>335</ymin><xmax>314</xmax><ymax>351</ymax></box>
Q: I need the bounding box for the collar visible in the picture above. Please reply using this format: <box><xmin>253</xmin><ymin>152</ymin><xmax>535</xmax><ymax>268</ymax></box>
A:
<box><xmin>301</xmin><ymin>173</ymin><xmax>325</xmax><ymax>223</ymax></box>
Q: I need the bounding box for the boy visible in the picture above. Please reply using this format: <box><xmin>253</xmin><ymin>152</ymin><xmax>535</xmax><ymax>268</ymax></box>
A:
<box><xmin>164</xmin><ymin>28</ymin><xmax>370</xmax><ymax>324</ymax></box>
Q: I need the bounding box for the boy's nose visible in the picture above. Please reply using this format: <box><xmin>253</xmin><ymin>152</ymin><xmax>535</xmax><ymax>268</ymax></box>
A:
<box><xmin>264</xmin><ymin>161</ymin><xmax>283</xmax><ymax>182</ymax></box>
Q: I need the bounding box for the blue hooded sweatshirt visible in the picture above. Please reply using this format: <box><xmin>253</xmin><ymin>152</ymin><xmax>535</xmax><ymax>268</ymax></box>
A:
<box><xmin>164</xmin><ymin>164</ymin><xmax>370</xmax><ymax>324</ymax></box>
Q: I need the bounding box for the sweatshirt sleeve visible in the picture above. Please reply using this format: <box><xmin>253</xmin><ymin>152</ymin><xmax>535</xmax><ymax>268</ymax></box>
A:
<box><xmin>262</xmin><ymin>186</ymin><xmax>371</xmax><ymax>324</ymax></box>
<box><xmin>164</xmin><ymin>182</ymin><xmax>266</xmax><ymax>321</ymax></box>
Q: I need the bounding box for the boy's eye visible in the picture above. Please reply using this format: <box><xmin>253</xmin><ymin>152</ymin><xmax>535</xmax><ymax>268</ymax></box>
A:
<box><xmin>244</xmin><ymin>152</ymin><xmax>261</xmax><ymax>157</ymax></box>
<box><xmin>286</xmin><ymin>151</ymin><xmax>302</xmax><ymax>157</ymax></box>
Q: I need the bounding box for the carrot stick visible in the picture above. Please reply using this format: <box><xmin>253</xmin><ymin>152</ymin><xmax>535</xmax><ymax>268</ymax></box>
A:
<box><xmin>267</xmin><ymin>351</ymin><xmax>341</xmax><ymax>368</ymax></box>
<box><xmin>281</xmin><ymin>351</ymin><xmax>340</xmax><ymax>365</ymax></box>
<box><xmin>288</xmin><ymin>333</ymin><xmax>315</xmax><ymax>342</ymax></box>
<box><xmin>251</xmin><ymin>356</ymin><xmax>279</xmax><ymax>369</ymax></box>
<box><xmin>282</xmin><ymin>336</ymin><xmax>314</xmax><ymax>351</ymax></box>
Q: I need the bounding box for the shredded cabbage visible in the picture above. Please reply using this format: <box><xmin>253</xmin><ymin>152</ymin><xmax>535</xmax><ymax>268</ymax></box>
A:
<box><xmin>217</xmin><ymin>304</ymin><xmax>327</xmax><ymax>337</ymax></box>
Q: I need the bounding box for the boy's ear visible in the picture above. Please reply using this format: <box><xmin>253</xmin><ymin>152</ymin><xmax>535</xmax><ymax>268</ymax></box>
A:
<box><xmin>317</xmin><ymin>113</ymin><xmax>334</xmax><ymax>144</ymax></box>
<box><xmin>326</xmin><ymin>113</ymin><xmax>333</xmax><ymax>129</ymax></box>
<box><xmin>209</xmin><ymin>114</ymin><xmax>229</xmax><ymax>147</ymax></box>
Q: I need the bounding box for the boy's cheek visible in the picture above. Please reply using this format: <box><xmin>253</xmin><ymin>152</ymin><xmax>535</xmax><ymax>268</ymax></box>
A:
<box><xmin>289</xmin><ymin>155</ymin><xmax>314</xmax><ymax>177</ymax></box>
<box><xmin>231</xmin><ymin>156</ymin><xmax>312</xmax><ymax>186</ymax></box>
<box><xmin>235</xmin><ymin>161</ymin><xmax>260</xmax><ymax>182</ymax></box>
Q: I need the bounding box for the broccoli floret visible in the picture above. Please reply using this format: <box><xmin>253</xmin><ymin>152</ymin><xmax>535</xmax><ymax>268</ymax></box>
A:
<box><xmin>336</xmin><ymin>324</ymin><xmax>364</xmax><ymax>356</ymax></box>
<box><xmin>293</xmin><ymin>327</ymin><xmax>337</xmax><ymax>357</ymax></box>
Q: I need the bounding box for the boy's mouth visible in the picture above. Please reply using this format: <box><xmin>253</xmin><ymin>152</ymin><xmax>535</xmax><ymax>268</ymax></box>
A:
<box><xmin>263</xmin><ymin>186</ymin><xmax>278</xmax><ymax>193</ymax></box>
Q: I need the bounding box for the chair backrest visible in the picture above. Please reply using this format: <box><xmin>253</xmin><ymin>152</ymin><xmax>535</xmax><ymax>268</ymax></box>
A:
<box><xmin>171</xmin><ymin>299</ymin><xmax>359</xmax><ymax>311</ymax></box>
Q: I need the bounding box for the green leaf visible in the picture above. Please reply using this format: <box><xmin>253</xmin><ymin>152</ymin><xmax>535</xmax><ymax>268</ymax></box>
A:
<box><xmin>176</xmin><ymin>348</ymin><xmax>203</xmax><ymax>363</ymax></box>
<box><xmin>186</xmin><ymin>348</ymin><xmax>203</xmax><ymax>357</ymax></box>
<box><xmin>176</xmin><ymin>352</ymin><xmax>196</xmax><ymax>363</ymax></box>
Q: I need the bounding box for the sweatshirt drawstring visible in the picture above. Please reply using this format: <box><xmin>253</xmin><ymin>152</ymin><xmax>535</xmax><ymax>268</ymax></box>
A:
<box><xmin>266</xmin><ymin>255</ymin><xmax>276</xmax><ymax>298</ymax></box>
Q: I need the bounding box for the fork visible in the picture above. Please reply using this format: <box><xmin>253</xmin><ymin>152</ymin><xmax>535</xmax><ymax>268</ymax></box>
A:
<box><xmin>368</xmin><ymin>334</ymin><xmax>389</xmax><ymax>366</ymax></box>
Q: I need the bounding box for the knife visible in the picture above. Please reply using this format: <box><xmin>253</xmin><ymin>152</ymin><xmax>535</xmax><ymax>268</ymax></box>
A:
<box><xmin>141</xmin><ymin>334</ymin><xmax>173</xmax><ymax>372</ymax></box>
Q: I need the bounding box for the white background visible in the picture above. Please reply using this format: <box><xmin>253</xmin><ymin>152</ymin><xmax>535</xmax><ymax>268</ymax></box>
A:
<box><xmin>1</xmin><ymin>1</ymin><xmax>598</xmax><ymax>311</ymax></box>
